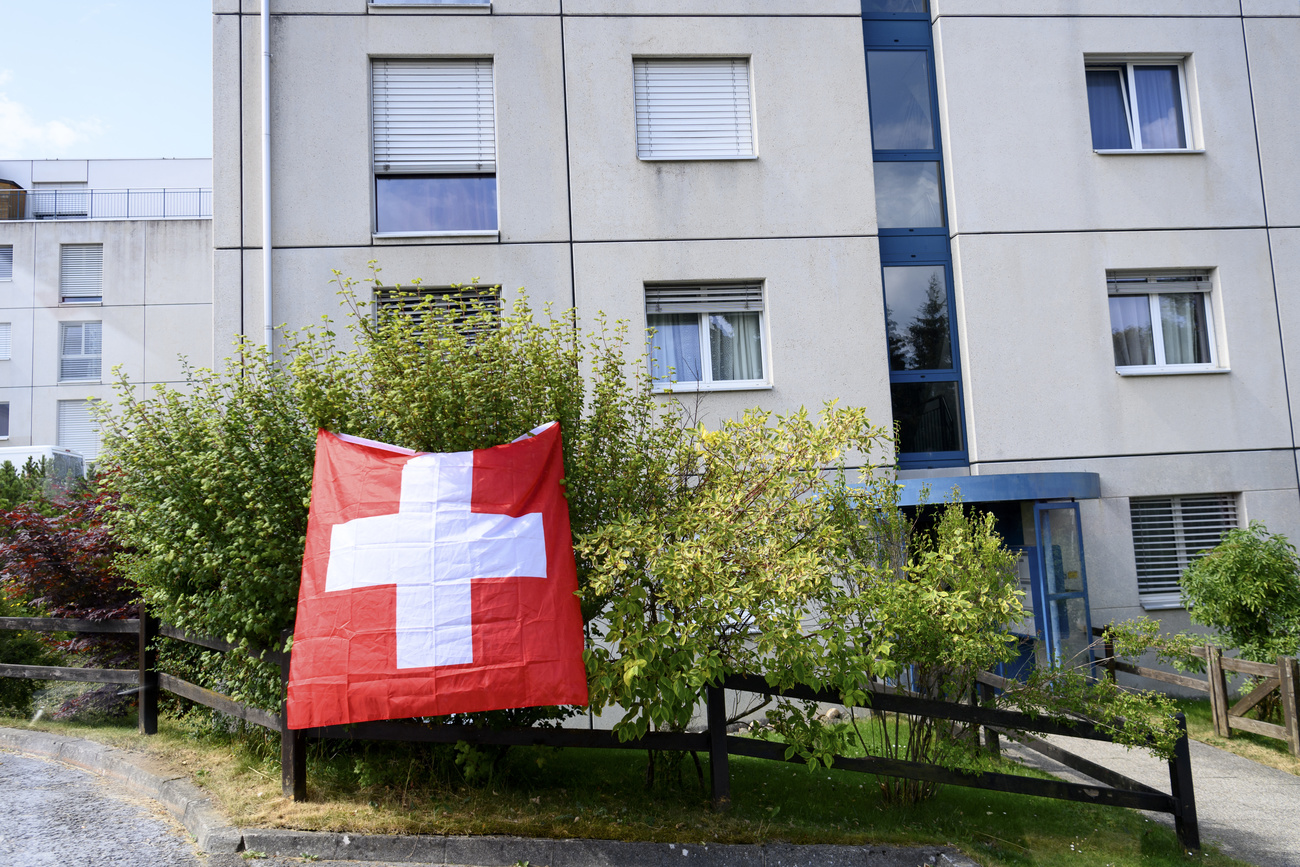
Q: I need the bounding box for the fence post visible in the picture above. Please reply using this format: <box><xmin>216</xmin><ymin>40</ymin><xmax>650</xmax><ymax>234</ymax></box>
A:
<box><xmin>279</xmin><ymin>631</ymin><xmax>306</xmax><ymax>802</ymax></box>
<box><xmin>1279</xmin><ymin>656</ymin><xmax>1300</xmax><ymax>758</ymax></box>
<box><xmin>1167</xmin><ymin>712</ymin><xmax>1200</xmax><ymax>852</ymax></box>
<box><xmin>1206</xmin><ymin>646</ymin><xmax>1231</xmax><ymax>738</ymax></box>
<box><xmin>706</xmin><ymin>683</ymin><xmax>731</xmax><ymax>811</ymax></box>
<box><xmin>137</xmin><ymin>604</ymin><xmax>158</xmax><ymax>735</ymax></box>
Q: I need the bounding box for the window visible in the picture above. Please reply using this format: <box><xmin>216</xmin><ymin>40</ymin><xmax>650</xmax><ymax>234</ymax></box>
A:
<box><xmin>0</xmin><ymin>323</ymin><xmax>10</xmax><ymax>360</ymax></box>
<box><xmin>633</xmin><ymin>58</ymin><xmax>755</xmax><ymax>161</ymax></box>
<box><xmin>57</xmin><ymin>399</ymin><xmax>100</xmax><ymax>461</ymax></box>
<box><xmin>373</xmin><ymin>283</ymin><xmax>501</xmax><ymax>338</ymax></box>
<box><xmin>59</xmin><ymin>321</ymin><xmax>102</xmax><ymax>382</ymax></box>
<box><xmin>0</xmin><ymin>403</ymin><xmax>7</xmax><ymax>438</ymax></box>
<box><xmin>60</xmin><ymin>244</ymin><xmax>103</xmax><ymax>303</ymax></box>
<box><xmin>645</xmin><ymin>283</ymin><xmax>767</xmax><ymax>390</ymax></box>
<box><xmin>372</xmin><ymin>59</ymin><xmax>497</xmax><ymax>235</ymax></box>
<box><xmin>1108</xmin><ymin>270</ymin><xmax>1217</xmax><ymax>373</ymax></box>
<box><xmin>0</xmin><ymin>245</ymin><xmax>11</xmax><ymax>280</ymax></box>
<box><xmin>1086</xmin><ymin>61</ymin><xmax>1191</xmax><ymax>151</ymax></box>
<box><xmin>1131</xmin><ymin>494</ymin><xmax>1237</xmax><ymax>608</ymax></box>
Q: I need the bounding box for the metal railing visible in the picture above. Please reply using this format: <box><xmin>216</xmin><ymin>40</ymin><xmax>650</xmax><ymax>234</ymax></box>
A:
<box><xmin>0</xmin><ymin>188</ymin><xmax>212</xmax><ymax>221</ymax></box>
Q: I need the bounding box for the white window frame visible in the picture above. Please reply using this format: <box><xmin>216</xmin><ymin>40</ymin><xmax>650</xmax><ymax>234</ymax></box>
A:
<box><xmin>0</xmin><ymin>402</ymin><xmax>8</xmax><ymax>439</ymax></box>
<box><xmin>1086</xmin><ymin>57</ymin><xmax>1198</xmax><ymax>154</ymax></box>
<box><xmin>370</xmin><ymin>58</ymin><xmax>499</xmax><ymax>238</ymax></box>
<box><xmin>633</xmin><ymin>58</ymin><xmax>757</xmax><ymax>162</ymax></box>
<box><xmin>645</xmin><ymin>283</ymin><xmax>770</xmax><ymax>393</ymax></box>
<box><xmin>59</xmin><ymin>320</ymin><xmax>102</xmax><ymax>383</ymax></box>
<box><xmin>1107</xmin><ymin>270</ymin><xmax>1223</xmax><ymax>376</ymax></box>
<box><xmin>0</xmin><ymin>245</ymin><xmax>12</xmax><ymax>281</ymax></box>
<box><xmin>1130</xmin><ymin>494</ymin><xmax>1238</xmax><ymax>609</ymax></box>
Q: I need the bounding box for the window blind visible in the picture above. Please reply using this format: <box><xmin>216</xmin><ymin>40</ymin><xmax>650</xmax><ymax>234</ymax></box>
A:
<box><xmin>60</xmin><ymin>244</ymin><xmax>103</xmax><ymax>302</ymax></box>
<box><xmin>60</xmin><ymin>321</ymin><xmax>102</xmax><ymax>381</ymax></box>
<box><xmin>57</xmin><ymin>399</ymin><xmax>100</xmax><ymax>461</ymax></box>
<box><xmin>374</xmin><ymin>285</ymin><xmax>501</xmax><ymax>338</ymax></box>
<box><xmin>1107</xmin><ymin>270</ymin><xmax>1210</xmax><ymax>295</ymax></box>
<box><xmin>1131</xmin><ymin>494</ymin><xmax>1237</xmax><ymax>605</ymax></box>
<box><xmin>634</xmin><ymin>58</ymin><xmax>754</xmax><ymax>160</ymax></box>
<box><xmin>0</xmin><ymin>245</ymin><xmax>12</xmax><ymax>281</ymax></box>
<box><xmin>372</xmin><ymin>59</ymin><xmax>495</xmax><ymax>173</ymax></box>
<box><xmin>0</xmin><ymin>323</ymin><xmax>10</xmax><ymax>360</ymax></box>
<box><xmin>645</xmin><ymin>283</ymin><xmax>763</xmax><ymax>314</ymax></box>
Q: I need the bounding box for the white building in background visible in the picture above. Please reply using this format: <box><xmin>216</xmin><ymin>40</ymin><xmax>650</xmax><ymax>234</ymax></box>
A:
<box><xmin>0</xmin><ymin>158</ymin><xmax>213</xmax><ymax>461</ymax></box>
<box><xmin>211</xmin><ymin>0</ymin><xmax>1300</xmax><ymax>655</ymax></box>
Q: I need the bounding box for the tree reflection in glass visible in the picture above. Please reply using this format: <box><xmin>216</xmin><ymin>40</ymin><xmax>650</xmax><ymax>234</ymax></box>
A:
<box><xmin>883</xmin><ymin>265</ymin><xmax>951</xmax><ymax>371</ymax></box>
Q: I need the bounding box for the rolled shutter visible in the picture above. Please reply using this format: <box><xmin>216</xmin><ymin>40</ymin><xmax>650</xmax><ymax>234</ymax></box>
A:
<box><xmin>1107</xmin><ymin>271</ymin><xmax>1210</xmax><ymax>295</ymax></box>
<box><xmin>0</xmin><ymin>323</ymin><xmax>10</xmax><ymax>360</ymax></box>
<box><xmin>60</xmin><ymin>244</ymin><xmax>103</xmax><ymax>302</ymax></box>
<box><xmin>1131</xmin><ymin>494</ymin><xmax>1237</xmax><ymax>604</ymax></box>
<box><xmin>373</xmin><ymin>59</ymin><xmax>495</xmax><ymax>174</ymax></box>
<box><xmin>645</xmin><ymin>283</ymin><xmax>763</xmax><ymax>314</ymax></box>
<box><xmin>0</xmin><ymin>245</ymin><xmax>12</xmax><ymax>281</ymax></box>
<box><xmin>634</xmin><ymin>58</ymin><xmax>754</xmax><ymax>160</ymax></box>
<box><xmin>57</xmin><ymin>399</ymin><xmax>100</xmax><ymax>461</ymax></box>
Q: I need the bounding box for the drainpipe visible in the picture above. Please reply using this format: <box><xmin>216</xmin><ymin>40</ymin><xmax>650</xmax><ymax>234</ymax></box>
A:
<box><xmin>261</xmin><ymin>0</ymin><xmax>274</xmax><ymax>348</ymax></box>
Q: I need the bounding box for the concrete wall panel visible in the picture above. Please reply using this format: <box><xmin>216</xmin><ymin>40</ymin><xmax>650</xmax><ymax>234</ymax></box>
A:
<box><xmin>1244</xmin><ymin>18</ymin><xmax>1300</xmax><ymax>227</ymax></box>
<box><xmin>563</xmin><ymin>15</ymin><xmax>874</xmax><ymax>242</ymax></box>
<box><xmin>953</xmin><ymin>229</ymin><xmax>1289</xmax><ymax>463</ymax></box>
<box><xmin>934</xmin><ymin>15</ymin><xmax>1263</xmax><ymax>234</ymax></box>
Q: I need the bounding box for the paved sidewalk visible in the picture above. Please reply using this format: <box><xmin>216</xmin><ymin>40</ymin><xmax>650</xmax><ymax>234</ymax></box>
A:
<box><xmin>1004</xmin><ymin>735</ymin><xmax>1300</xmax><ymax>867</ymax></box>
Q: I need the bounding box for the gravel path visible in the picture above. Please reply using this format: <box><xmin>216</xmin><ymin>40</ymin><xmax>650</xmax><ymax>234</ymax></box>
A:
<box><xmin>0</xmin><ymin>750</ymin><xmax>205</xmax><ymax>867</ymax></box>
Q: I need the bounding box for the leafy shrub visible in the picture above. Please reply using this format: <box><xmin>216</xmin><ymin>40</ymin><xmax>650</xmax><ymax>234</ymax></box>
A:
<box><xmin>0</xmin><ymin>591</ymin><xmax>58</xmax><ymax>717</ymax></box>
<box><xmin>1181</xmin><ymin>521</ymin><xmax>1300</xmax><ymax>663</ymax></box>
<box><xmin>100</xmin><ymin>271</ymin><xmax>683</xmax><ymax>712</ymax></box>
<box><xmin>0</xmin><ymin>458</ymin><xmax>48</xmax><ymax>512</ymax></box>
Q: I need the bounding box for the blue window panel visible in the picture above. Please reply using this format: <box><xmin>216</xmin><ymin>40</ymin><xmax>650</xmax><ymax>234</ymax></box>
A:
<box><xmin>376</xmin><ymin>175</ymin><xmax>497</xmax><ymax>234</ymax></box>
<box><xmin>890</xmin><ymin>380</ymin><xmax>964</xmax><ymax>455</ymax></box>
<box><xmin>1085</xmin><ymin>69</ymin><xmax>1133</xmax><ymax>150</ymax></box>
<box><xmin>862</xmin><ymin>0</ymin><xmax>928</xmax><ymax>15</ymax></box>
<box><xmin>873</xmin><ymin>161</ymin><xmax>945</xmax><ymax>229</ymax></box>
<box><xmin>884</xmin><ymin>264</ymin><xmax>952</xmax><ymax>371</ymax></box>
<box><xmin>867</xmin><ymin>50</ymin><xmax>935</xmax><ymax>151</ymax></box>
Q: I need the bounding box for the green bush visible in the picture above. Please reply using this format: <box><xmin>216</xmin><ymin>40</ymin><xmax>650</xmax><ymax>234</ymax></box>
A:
<box><xmin>100</xmin><ymin>271</ymin><xmax>683</xmax><ymax>712</ymax></box>
<box><xmin>0</xmin><ymin>592</ymin><xmax>58</xmax><ymax>717</ymax></box>
<box><xmin>1182</xmin><ymin>521</ymin><xmax>1300</xmax><ymax>663</ymax></box>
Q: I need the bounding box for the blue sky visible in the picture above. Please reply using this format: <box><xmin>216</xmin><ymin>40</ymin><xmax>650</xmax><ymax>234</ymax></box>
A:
<box><xmin>0</xmin><ymin>1</ymin><xmax>212</xmax><ymax>160</ymax></box>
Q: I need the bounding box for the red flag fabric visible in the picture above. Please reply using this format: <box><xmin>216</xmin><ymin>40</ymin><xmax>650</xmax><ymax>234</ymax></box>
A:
<box><xmin>287</xmin><ymin>422</ymin><xmax>589</xmax><ymax>729</ymax></box>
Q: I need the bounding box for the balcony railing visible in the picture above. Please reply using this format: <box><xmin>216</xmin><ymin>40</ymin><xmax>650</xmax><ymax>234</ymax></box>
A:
<box><xmin>0</xmin><ymin>188</ymin><xmax>212</xmax><ymax>221</ymax></box>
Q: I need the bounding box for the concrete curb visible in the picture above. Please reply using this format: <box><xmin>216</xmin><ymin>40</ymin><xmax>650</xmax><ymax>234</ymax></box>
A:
<box><xmin>0</xmin><ymin>726</ymin><xmax>979</xmax><ymax>866</ymax></box>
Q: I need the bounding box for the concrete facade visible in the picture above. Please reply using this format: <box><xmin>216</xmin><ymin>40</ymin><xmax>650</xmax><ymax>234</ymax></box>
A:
<box><xmin>212</xmin><ymin>1</ymin><xmax>1300</xmax><ymax>640</ymax></box>
<box><xmin>0</xmin><ymin>159</ymin><xmax>212</xmax><ymax>459</ymax></box>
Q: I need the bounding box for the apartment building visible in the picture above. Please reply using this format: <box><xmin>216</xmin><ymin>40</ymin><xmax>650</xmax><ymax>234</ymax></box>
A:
<box><xmin>212</xmin><ymin>0</ymin><xmax>1300</xmax><ymax>659</ymax></box>
<box><xmin>0</xmin><ymin>158</ymin><xmax>213</xmax><ymax>461</ymax></box>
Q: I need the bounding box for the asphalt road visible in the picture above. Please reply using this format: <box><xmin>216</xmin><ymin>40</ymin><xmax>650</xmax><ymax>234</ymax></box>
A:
<box><xmin>0</xmin><ymin>750</ymin><xmax>205</xmax><ymax>867</ymax></box>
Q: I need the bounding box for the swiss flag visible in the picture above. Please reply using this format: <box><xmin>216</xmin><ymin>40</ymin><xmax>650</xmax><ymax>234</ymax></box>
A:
<box><xmin>286</xmin><ymin>422</ymin><xmax>589</xmax><ymax>729</ymax></box>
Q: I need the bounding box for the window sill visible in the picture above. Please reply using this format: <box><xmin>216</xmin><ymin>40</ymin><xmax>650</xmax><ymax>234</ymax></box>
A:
<box><xmin>58</xmin><ymin>381</ymin><xmax>102</xmax><ymax>385</ymax></box>
<box><xmin>638</xmin><ymin>155</ymin><xmax>759</xmax><ymax>162</ymax></box>
<box><xmin>1095</xmin><ymin>148</ymin><xmax>1204</xmax><ymax>155</ymax></box>
<box><xmin>60</xmin><ymin>300</ymin><xmax>102</xmax><ymax>306</ymax></box>
<box><xmin>652</xmin><ymin>381</ymin><xmax>772</xmax><ymax>394</ymax></box>
<box><xmin>373</xmin><ymin>230</ymin><xmax>498</xmax><ymax>243</ymax></box>
<box><xmin>1140</xmin><ymin>595</ymin><xmax>1184</xmax><ymax>611</ymax></box>
<box><xmin>1116</xmin><ymin>366</ymin><xmax>1229</xmax><ymax>377</ymax></box>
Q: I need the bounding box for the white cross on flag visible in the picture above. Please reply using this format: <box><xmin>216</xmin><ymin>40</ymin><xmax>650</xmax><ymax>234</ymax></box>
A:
<box><xmin>286</xmin><ymin>423</ymin><xmax>588</xmax><ymax>729</ymax></box>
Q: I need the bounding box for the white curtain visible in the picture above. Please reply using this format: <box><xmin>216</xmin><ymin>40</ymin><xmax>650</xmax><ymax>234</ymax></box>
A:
<box><xmin>1159</xmin><ymin>293</ymin><xmax>1207</xmax><ymax>364</ymax></box>
<box><xmin>647</xmin><ymin>314</ymin><xmax>702</xmax><ymax>383</ymax></box>
<box><xmin>709</xmin><ymin>313</ymin><xmax>763</xmax><ymax>381</ymax></box>
<box><xmin>1109</xmin><ymin>296</ymin><xmax>1154</xmax><ymax>366</ymax></box>
<box><xmin>1134</xmin><ymin>66</ymin><xmax>1186</xmax><ymax>149</ymax></box>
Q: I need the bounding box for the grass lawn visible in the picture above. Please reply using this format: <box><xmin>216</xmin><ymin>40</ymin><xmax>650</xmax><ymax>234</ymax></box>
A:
<box><xmin>1174</xmin><ymin>696</ymin><xmax>1300</xmax><ymax>777</ymax></box>
<box><xmin>0</xmin><ymin>710</ymin><xmax>1254</xmax><ymax>867</ymax></box>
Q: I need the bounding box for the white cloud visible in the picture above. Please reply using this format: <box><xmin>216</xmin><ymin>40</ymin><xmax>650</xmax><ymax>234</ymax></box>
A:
<box><xmin>0</xmin><ymin>79</ymin><xmax>102</xmax><ymax>159</ymax></box>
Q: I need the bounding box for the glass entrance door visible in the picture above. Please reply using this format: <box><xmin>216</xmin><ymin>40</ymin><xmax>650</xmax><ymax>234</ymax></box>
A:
<box><xmin>1033</xmin><ymin>502</ymin><xmax>1095</xmax><ymax>668</ymax></box>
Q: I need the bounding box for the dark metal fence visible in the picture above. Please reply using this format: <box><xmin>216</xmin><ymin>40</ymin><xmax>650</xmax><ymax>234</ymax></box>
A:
<box><xmin>0</xmin><ymin>188</ymin><xmax>211</xmax><ymax>221</ymax></box>
<box><xmin>0</xmin><ymin>609</ymin><xmax>1201</xmax><ymax>850</ymax></box>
